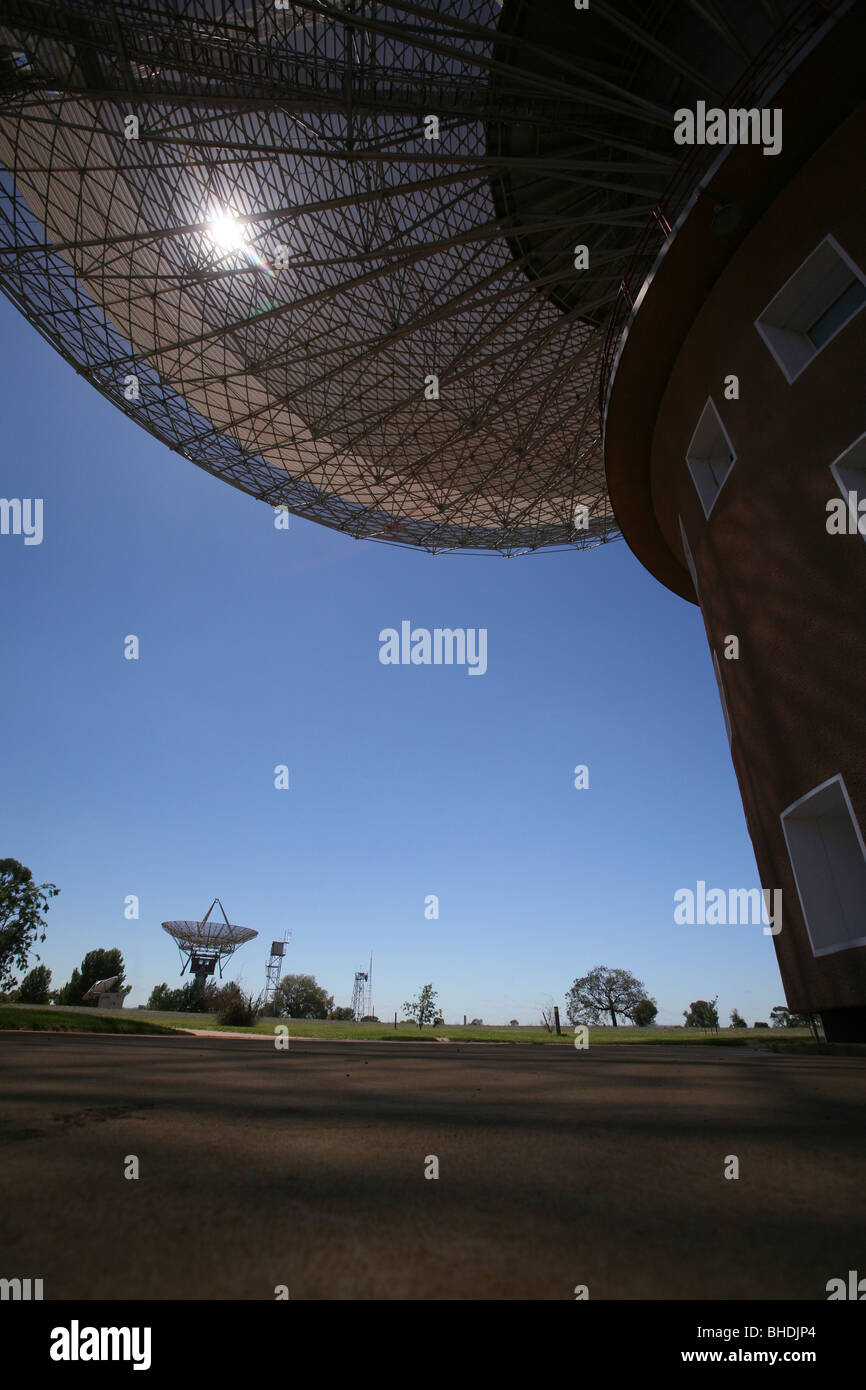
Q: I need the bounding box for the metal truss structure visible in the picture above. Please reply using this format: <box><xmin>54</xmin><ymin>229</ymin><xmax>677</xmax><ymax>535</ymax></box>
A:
<box><xmin>162</xmin><ymin>898</ymin><xmax>258</xmax><ymax>981</ymax></box>
<box><xmin>350</xmin><ymin>964</ymin><xmax>371</xmax><ymax>1021</ymax></box>
<box><xmin>264</xmin><ymin>933</ymin><xmax>290</xmax><ymax>1009</ymax></box>
<box><xmin>0</xmin><ymin>0</ymin><xmax>829</xmax><ymax>554</ymax></box>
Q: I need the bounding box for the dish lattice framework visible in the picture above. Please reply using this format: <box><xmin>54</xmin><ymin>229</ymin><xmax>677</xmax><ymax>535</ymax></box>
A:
<box><xmin>0</xmin><ymin>0</ymin><xmax>829</xmax><ymax>553</ymax></box>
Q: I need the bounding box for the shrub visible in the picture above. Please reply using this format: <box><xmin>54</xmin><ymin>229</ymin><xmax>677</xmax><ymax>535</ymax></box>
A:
<box><xmin>631</xmin><ymin>999</ymin><xmax>658</xmax><ymax>1027</ymax></box>
<box><xmin>217</xmin><ymin>990</ymin><xmax>259</xmax><ymax>1026</ymax></box>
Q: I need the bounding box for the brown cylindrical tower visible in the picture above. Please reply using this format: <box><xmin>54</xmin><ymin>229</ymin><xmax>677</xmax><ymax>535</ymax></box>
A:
<box><xmin>605</xmin><ymin>5</ymin><xmax>866</xmax><ymax>1039</ymax></box>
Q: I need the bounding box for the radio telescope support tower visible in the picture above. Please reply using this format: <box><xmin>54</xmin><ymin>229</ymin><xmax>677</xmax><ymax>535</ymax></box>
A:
<box><xmin>264</xmin><ymin>934</ymin><xmax>291</xmax><ymax>1013</ymax></box>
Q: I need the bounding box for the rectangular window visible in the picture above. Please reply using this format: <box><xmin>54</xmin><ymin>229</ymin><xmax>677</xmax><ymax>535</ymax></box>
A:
<box><xmin>807</xmin><ymin>279</ymin><xmax>866</xmax><ymax>348</ymax></box>
<box><xmin>755</xmin><ymin>235</ymin><xmax>866</xmax><ymax>383</ymax></box>
<box><xmin>829</xmin><ymin>431</ymin><xmax>866</xmax><ymax>544</ymax></box>
<box><xmin>686</xmin><ymin>398</ymin><xmax>735</xmax><ymax>519</ymax></box>
<box><xmin>781</xmin><ymin>776</ymin><xmax>866</xmax><ymax>956</ymax></box>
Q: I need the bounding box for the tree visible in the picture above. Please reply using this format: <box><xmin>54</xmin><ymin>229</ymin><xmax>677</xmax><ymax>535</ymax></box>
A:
<box><xmin>147</xmin><ymin>980</ymin><xmax>216</xmax><ymax>1012</ymax></box>
<box><xmin>147</xmin><ymin>982</ymin><xmax>175</xmax><ymax>1010</ymax></box>
<box><xmin>469</xmin><ymin>1017</ymin><xmax>483</xmax><ymax>1026</ymax></box>
<box><xmin>0</xmin><ymin>859</ymin><xmax>59</xmax><ymax>992</ymax></box>
<box><xmin>18</xmin><ymin>964</ymin><xmax>52</xmax><ymax>1004</ymax></box>
<box><xmin>789</xmin><ymin>1010</ymin><xmax>817</xmax><ymax>1030</ymax></box>
<box><xmin>565</xmin><ymin>967</ymin><xmax>650</xmax><ymax>1028</ymax></box>
<box><xmin>730</xmin><ymin>1008</ymin><xmax>748</xmax><ymax>1028</ymax></box>
<box><xmin>54</xmin><ymin>967</ymin><xmax>83</xmax><ymax>1004</ymax></box>
<box><xmin>684</xmin><ymin>997</ymin><xmax>719</xmax><ymax>1031</ymax></box>
<box><xmin>403</xmin><ymin>983</ymin><xmax>439</xmax><ymax>1030</ymax></box>
<box><xmin>273</xmin><ymin>974</ymin><xmax>333</xmax><ymax>1019</ymax></box>
<box><xmin>770</xmin><ymin>1005</ymin><xmax>813</xmax><ymax>1028</ymax></box>
<box><xmin>55</xmin><ymin>948</ymin><xmax>127</xmax><ymax>1006</ymax></box>
<box><xmin>509</xmin><ymin>1019</ymin><xmax>519</xmax><ymax>1027</ymax></box>
<box><xmin>328</xmin><ymin>1006</ymin><xmax>355</xmax><ymax>1021</ymax></box>
<box><xmin>631</xmin><ymin>998</ymin><xmax>658</xmax><ymax>1027</ymax></box>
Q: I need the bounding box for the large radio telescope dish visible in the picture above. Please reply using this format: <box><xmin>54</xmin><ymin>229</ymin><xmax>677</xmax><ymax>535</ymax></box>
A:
<box><xmin>0</xmin><ymin>0</ymin><xmax>813</xmax><ymax>553</ymax></box>
<box><xmin>162</xmin><ymin>899</ymin><xmax>257</xmax><ymax>982</ymax></box>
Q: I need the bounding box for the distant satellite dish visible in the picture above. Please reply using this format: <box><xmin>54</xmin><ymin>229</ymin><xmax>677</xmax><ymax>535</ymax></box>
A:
<box><xmin>81</xmin><ymin>975</ymin><xmax>120</xmax><ymax>1001</ymax></box>
<box><xmin>162</xmin><ymin>899</ymin><xmax>257</xmax><ymax>982</ymax></box>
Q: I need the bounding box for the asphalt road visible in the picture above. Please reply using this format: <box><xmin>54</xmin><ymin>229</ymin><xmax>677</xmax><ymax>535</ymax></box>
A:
<box><xmin>1</xmin><ymin>1033</ymin><xmax>864</xmax><ymax>1300</ymax></box>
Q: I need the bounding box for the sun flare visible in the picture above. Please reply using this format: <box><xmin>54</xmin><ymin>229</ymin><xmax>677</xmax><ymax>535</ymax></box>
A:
<box><xmin>208</xmin><ymin>212</ymin><xmax>247</xmax><ymax>253</ymax></box>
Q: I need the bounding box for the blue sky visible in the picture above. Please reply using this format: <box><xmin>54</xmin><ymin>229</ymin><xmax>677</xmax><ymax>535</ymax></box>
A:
<box><xmin>0</xmin><ymin>295</ymin><xmax>787</xmax><ymax>1025</ymax></box>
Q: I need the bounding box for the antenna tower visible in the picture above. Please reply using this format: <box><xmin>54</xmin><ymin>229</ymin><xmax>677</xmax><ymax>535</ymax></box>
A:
<box><xmin>264</xmin><ymin>933</ymin><xmax>291</xmax><ymax>1013</ymax></box>
<box><xmin>351</xmin><ymin>970</ymin><xmax>368</xmax><ymax>1022</ymax></box>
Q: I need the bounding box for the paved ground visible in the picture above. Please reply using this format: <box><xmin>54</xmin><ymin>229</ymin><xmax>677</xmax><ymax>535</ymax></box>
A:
<box><xmin>1</xmin><ymin>1033</ymin><xmax>864</xmax><ymax>1300</ymax></box>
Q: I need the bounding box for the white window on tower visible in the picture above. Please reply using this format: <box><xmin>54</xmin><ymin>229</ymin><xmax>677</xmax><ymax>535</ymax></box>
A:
<box><xmin>685</xmin><ymin>398</ymin><xmax>736</xmax><ymax>519</ymax></box>
<box><xmin>781</xmin><ymin>775</ymin><xmax>866</xmax><ymax>956</ymax></box>
<box><xmin>829</xmin><ymin>432</ymin><xmax>866</xmax><ymax>545</ymax></box>
<box><xmin>755</xmin><ymin>235</ymin><xmax>866</xmax><ymax>383</ymax></box>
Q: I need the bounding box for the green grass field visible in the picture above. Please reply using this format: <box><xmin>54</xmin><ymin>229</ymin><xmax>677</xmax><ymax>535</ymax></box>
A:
<box><xmin>1</xmin><ymin>1002</ymin><xmax>837</xmax><ymax>1047</ymax></box>
<box><xmin>0</xmin><ymin>1006</ymin><xmax>186</xmax><ymax>1035</ymax></box>
<box><xmin>123</xmin><ymin>1012</ymin><xmax>819</xmax><ymax>1046</ymax></box>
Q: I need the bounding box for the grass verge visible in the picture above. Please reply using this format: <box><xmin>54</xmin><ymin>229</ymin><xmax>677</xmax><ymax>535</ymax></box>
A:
<box><xmin>122</xmin><ymin>1013</ymin><xmax>819</xmax><ymax>1046</ymax></box>
<box><xmin>1</xmin><ymin>1004</ymin><xmax>828</xmax><ymax>1048</ymax></box>
<box><xmin>0</xmin><ymin>1006</ymin><xmax>186</xmax><ymax>1035</ymax></box>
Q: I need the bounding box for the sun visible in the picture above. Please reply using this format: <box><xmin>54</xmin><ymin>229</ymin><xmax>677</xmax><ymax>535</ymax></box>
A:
<box><xmin>207</xmin><ymin>211</ymin><xmax>247</xmax><ymax>254</ymax></box>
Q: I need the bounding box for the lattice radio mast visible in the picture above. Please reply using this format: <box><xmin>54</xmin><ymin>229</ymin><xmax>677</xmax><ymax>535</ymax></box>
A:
<box><xmin>264</xmin><ymin>933</ymin><xmax>291</xmax><ymax>1013</ymax></box>
<box><xmin>351</xmin><ymin>954</ymin><xmax>373</xmax><ymax>1021</ymax></box>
